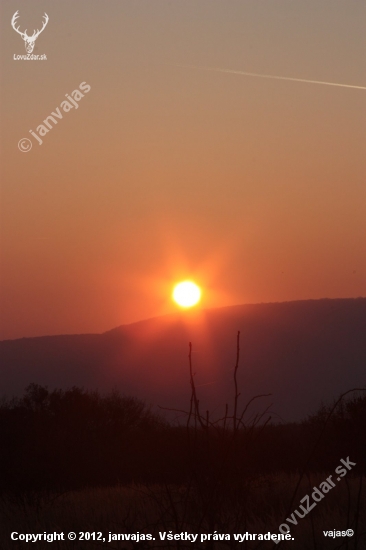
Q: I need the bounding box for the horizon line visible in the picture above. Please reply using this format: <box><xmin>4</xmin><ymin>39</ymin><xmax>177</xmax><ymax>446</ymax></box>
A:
<box><xmin>1</xmin><ymin>296</ymin><xmax>365</xmax><ymax>342</ymax></box>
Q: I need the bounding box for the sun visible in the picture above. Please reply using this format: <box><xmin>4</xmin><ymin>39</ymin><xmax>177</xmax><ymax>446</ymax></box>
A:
<box><xmin>172</xmin><ymin>280</ymin><xmax>201</xmax><ymax>309</ymax></box>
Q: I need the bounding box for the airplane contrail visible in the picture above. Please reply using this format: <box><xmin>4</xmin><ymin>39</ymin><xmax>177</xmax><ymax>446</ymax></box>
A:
<box><xmin>170</xmin><ymin>63</ymin><xmax>366</xmax><ymax>91</ymax></box>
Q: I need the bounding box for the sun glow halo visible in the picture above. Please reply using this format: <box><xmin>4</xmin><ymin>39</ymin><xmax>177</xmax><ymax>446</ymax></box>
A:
<box><xmin>172</xmin><ymin>281</ymin><xmax>201</xmax><ymax>308</ymax></box>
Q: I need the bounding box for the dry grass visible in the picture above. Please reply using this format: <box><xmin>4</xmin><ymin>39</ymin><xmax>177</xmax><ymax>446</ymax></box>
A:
<box><xmin>0</xmin><ymin>473</ymin><xmax>364</xmax><ymax>549</ymax></box>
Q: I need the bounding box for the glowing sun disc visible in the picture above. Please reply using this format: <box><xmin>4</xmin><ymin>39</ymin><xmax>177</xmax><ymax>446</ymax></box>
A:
<box><xmin>172</xmin><ymin>281</ymin><xmax>201</xmax><ymax>308</ymax></box>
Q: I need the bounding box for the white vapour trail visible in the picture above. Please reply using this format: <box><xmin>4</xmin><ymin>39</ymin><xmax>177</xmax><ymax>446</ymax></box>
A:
<box><xmin>171</xmin><ymin>64</ymin><xmax>366</xmax><ymax>91</ymax></box>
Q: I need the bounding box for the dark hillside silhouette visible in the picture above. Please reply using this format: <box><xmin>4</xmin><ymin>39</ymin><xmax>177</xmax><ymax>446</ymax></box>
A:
<box><xmin>1</xmin><ymin>298</ymin><xmax>365</xmax><ymax>421</ymax></box>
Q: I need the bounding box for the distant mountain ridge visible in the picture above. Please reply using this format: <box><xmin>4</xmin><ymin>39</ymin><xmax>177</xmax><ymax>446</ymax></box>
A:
<box><xmin>1</xmin><ymin>298</ymin><xmax>365</xmax><ymax>421</ymax></box>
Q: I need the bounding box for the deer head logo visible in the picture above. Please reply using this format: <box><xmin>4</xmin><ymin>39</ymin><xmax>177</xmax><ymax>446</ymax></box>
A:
<box><xmin>11</xmin><ymin>11</ymin><xmax>49</xmax><ymax>54</ymax></box>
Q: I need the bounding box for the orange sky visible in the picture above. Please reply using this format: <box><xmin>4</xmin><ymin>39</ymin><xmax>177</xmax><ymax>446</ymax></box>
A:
<box><xmin>1</xmin><ymin>0</ymin><xmax>365</xmax><ymax>339</ymax></box>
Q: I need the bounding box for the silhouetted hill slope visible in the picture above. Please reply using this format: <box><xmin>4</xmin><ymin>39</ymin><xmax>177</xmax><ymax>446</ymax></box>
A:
<box><xmin>1</xmin><ymin>298</ymin><xmax>365</xmax><ymax>420</ymax></box>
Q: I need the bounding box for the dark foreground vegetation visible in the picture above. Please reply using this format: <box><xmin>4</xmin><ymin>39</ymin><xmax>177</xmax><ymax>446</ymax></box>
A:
<box><xmin>0</xmin><ymin>385</ymin><xmax>365</xmax><ymax>548</ymax></box>
<box><xmin>0</xmin><ymin>384</ymin><xmax>365</xmax><ymax>493</ymax></box>
<box><xmin>0</xmin><ymin>336</ymin><xmax>365</xmax><ymax>548</ymax></box>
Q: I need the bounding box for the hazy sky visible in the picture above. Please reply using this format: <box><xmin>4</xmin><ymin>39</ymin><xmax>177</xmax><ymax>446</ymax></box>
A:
<box><xmin>1</xmin><ymin>0</ymin><xmax>365</xmax><ymax>339</ymax></box>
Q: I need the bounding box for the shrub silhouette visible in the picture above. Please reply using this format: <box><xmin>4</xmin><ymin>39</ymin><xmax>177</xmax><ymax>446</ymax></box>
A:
<box><xmin>0</xmin><ymin>373</ymin><xmax>365</xmax><ymax>500</ymax></box>
<box><xmin>0</xmin><ymin>335</ymin><xmax>365</xmax><ymax>548</ymax></box>
<box><xmin>0</xmin><ymin>384</ymin><xmax>169</xmax><ymax>493</ymax></box>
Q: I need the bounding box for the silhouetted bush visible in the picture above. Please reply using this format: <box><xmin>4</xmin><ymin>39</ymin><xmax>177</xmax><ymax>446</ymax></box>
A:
<box><xmin>0</xmin><ymin>384</ymin><xmax>172</xmax><ymax>493</ymax></box>
<box><xmin>0</xmin><ymin>385</ymin><xmax>365</xmax><ymax>497</ymax></box>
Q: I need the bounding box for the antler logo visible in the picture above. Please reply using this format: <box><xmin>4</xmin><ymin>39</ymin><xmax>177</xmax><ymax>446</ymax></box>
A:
<box><xmin>11</xmin><ymin>10</ymin><xmax>49</xmax><ymax>54</ymax></box>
